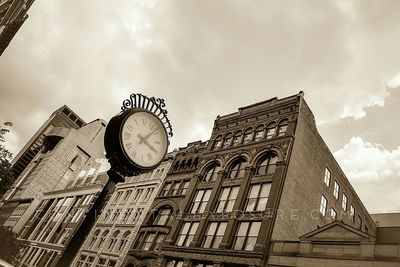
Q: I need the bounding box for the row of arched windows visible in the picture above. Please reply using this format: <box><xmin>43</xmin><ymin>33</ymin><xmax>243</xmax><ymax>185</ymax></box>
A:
<box><xmin>87</xmin><ymin>229</ymin><xmax>131</xmax><ymax>254</ymax></box>
<box><xmin>201</xmin><ymin>153</ymin><xmax>278</xmax><ymax>182</ymax></box>
<box><xmin>171</xmin><ymin>157</ymin><xmax>199</xmax><ymax>173</ymax></box>
<box><xmin>212</xmin><ymin>119</ymin><xmax>289</xmax><ymax>150</ymax></box>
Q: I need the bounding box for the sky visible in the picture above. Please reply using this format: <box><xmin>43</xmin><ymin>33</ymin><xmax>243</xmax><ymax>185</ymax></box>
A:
<box><xmin>0</xmin><ymin>0</ymin><xmax>399</xmax><ymax>213</ymax></box>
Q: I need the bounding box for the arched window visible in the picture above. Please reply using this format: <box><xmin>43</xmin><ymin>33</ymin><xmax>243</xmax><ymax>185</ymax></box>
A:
<box><xmin>186</xmin><ymin>159</ymin><xmax>193</xmax><ymax>170</ymax></box>
<box><xmin>227</xmin><ymin>158</ymin><xmax>247</xmax><ymax>179</ymax></box>
<box><xmin>222</xmin><ymin>133</ymin><xmax>233</xmax><ymax>148</ymax></box>
<box><xmin>107</xmin><ymin>230</ymin><xmax>120</xmax><ymax>252</ymax></box>
<box><xmin>96</xmin><ymin>230</ymin><xmax>109</xmax><ymax>250</ymax></box>
<box><xmin>153</xmin><ymin>207</ymin><xmax>172</xmax><ymax>226</ymax></box>
<box><xmin>243</xmin><ymin>128</ymin><xmax>253</xmax><ymax>144</ymax></box>
<box><xmin>254</xmin><ymin>125</ymin><xmax>265</xmax><ymax>141</ymax></box>
<box><xmin>172</xmin><ymin>161</ymin><xmax>180</xmax><ymax>172</ymax></box>
<box><xmin>116</xmin><ymin>231</ymin><xmax>131</xmax><ymax>253</ymax></box>
<box><xmin>232</xmin><ymin>131</ymin><xmax>242</xmax><ymax>146</ymax></box>
<box><xmin>202</xmin><ymin>163</ymin><xmax>220</xmax><ymax>182</ymax></box>
<box><xmin>180</xmin><ymin>160</ymin><xmax>186</xmax><ymax>171</ymax></box>
<box><xmin>278</xmin><ymin>119</ymin><xmax>289</xmax><ymax>136</ymax></box>
<box><xmin>213</xmin><ymin>136</ymin><xmax>222</xmax><ymax>150</ymax></box>
<box><xmin>255</xmin><ymin>154</ymin><xmax>278</xmax><ymax>176</ymax></box>
<box><xmin>266</xmin><ymin>122</ymin><xmax>277</xmax><ymax>139</ymax></box>
<box><xmin>192</xmin><ymin>158</ymin><xmax>199</xmax><ymax>169</ymax></box>
<box><xmin>88</xmin><ymin>229</ymin><xmax>100</xmax><ymax>249</ymax></box>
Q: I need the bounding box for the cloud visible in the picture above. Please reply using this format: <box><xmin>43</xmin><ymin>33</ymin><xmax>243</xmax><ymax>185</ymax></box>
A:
<box><xmin>1</xmin><ymin>0</ymin><xmax>400</xmax><ymax>163</ymax></box>
<box><xmin>334</xmin><ymin>137</ymin><xmax>400</xmax><ymax>212</ymax></box>
<box><xmin>318</xmin><ymin>86</ymin><xmax>400</xmax><ymax>152</ymax></box>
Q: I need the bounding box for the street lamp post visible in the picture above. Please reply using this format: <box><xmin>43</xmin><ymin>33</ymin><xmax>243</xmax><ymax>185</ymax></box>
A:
<box><xmin>55</xmin><ymin>93</ymin><xmax>172</xmax><ymax>267</ymax></box>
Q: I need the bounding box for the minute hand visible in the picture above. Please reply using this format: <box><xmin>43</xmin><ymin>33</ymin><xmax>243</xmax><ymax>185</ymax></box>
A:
<box><xmin>143</xmin><ymin>139</ymin><xmax>158</xmax><ymax>153</ymax></box>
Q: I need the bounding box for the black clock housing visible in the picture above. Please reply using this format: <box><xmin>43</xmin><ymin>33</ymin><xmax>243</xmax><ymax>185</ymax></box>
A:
<box><xmin>104</xmin><ymin>108</ymin><xmax>168</xmax><ymax>178</ymax></box>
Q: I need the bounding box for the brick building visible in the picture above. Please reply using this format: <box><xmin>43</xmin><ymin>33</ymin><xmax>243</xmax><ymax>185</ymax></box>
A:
<box><xmin>0</xmin><ymin>117</ymin><xmax>106</xmax><ymax>233</ymax></box>
<box><xmin>72</xmin><ymin>153</ymin><xmax>175</xmax><ymax>267</ymax></box>
<box><xmin>122</xmin><ymin>92</ymin><xmax>378</xmax><ymax>267</ymax></box>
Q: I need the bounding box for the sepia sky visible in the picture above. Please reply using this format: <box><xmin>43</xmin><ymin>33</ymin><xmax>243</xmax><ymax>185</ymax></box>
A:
<box><xmin>0</xmin><ymin>0</ymin><xmax>399</xmax><ymax>213</ymax></box>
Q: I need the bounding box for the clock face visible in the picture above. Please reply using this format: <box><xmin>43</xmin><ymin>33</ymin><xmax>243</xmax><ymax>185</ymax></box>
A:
<box><xmin>120</xmin><ymin>111</ymin><xmax>168</xmax><ymax>168</ymax></box>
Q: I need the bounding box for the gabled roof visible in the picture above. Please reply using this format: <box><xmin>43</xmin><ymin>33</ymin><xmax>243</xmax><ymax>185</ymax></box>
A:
<box><xmin>300</xmin><ymin>220</ymin><xmax>376</xmax><ymax>242</ymax></box>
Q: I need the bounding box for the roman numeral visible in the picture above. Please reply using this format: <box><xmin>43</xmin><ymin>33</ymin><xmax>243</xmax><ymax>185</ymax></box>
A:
<box><xmin>147</xmin><ymin>153</ymin><xmax>153</xmax><ymax>161</ymax></box>
<box><xmin>154</xmin><ymin>141</ymin><xmax>161</xmax><ymax>144</ymax></box>
<box><xmin>131</xmin><ymin>151</ymin><xmax>137</xmax><ymax>158</ymax></box>
<box><xmin>127</xmin><ymin>125</ymin><xmax>134</xmax><ymax>131</ymax></box>
<box><xmin>149</xmin><ymin>123</ymin><xmax>155</xmax><ymax>130</ymax></box>
<box><xmin>142</xmin><ymin>118</ymin><xmax>147</xmax><ymax>125</ymax></box>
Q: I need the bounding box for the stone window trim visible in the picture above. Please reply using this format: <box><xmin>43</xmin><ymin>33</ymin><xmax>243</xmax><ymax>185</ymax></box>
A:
<box><xmin>245</xmin><ymin>182</ymin><xmax>272</xmax><ymax>212</ymax></box>
<box><xmin>333</xmin><ymin>181</ymin><xmax>340</xmax><ymax>200</ymax></box>
<box><xmin>190</xmin><ymin>189</ymin><xmax>212</xmax><ymax>214</ymax></box>
<box><xmin>226</xmin><ymin>158</ymin><xmax>247</xmax><ymax>179</ymax></box>
<box><xmin>202</xmin><ymin>221</ymin><xmax>228</xmax><ymax>249</ymax></box>
<box><xmin>232</xmin><ymin>221</ymin><xmax>261</xmax><ymax>251</ymax></box>
<box><xmin>323</xmin><ymin>168</ymin><xmax>331</xmax><ymax>187</ymax></box>
<box><xmin>254</xmin><ymin>154</ymin><xmax>278</xmax><ymax>176</ymax></box>
<box><xmin>176</xmin><ymin>221</ymin><xmax>199</xmax><ymax>247</ymax></box>
<box><xmin>342</xmin><ymin>193</ymin><xmax>348</xmax><ymax>212</ymax></box>
<box><xmin>215</xmin><ymin>186</ymin><xmax>240</xmax><ymax>213</ymax></box>
<box><xmin>320</xmin><ymin>195</ymin><xmax>327</xmax><ymax>216</ymax></box>
<box><xmin>202</xmin><ymin>162</ymin><xmax>221</xmax><ymax>182</ymax></box>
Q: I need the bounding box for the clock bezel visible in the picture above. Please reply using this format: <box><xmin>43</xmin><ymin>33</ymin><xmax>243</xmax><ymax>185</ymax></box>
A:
<box><xmin>118</xmin><ymin>108</ymin><xmax>169</xmax><ymax>171</ymax></box>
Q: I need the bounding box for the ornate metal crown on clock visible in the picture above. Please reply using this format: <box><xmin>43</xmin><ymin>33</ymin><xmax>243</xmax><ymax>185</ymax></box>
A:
<box><xmin>104</xmin><ymin>92</ymin><xmax>173</xmax><ymax>181</ymax></box>
<box><xmin>121</xmin><ymin>93</ymin><xmax>173</xmax><ymax>138</ymax></box>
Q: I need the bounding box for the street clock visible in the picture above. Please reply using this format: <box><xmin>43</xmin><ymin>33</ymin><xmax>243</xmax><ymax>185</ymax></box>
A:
<box><xmin>104</xmin><ymin>93</ymin><xmax>173</xmax><ymax>180</ymax></box>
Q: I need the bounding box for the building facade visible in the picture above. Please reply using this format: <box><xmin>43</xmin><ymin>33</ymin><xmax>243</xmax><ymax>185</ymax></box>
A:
<box><xmin>0</xmin><ymin>0</ymin><xmax>36</xmax><ymax>55</ymax></box>
<box><xmin>8</xmin><ymin>105</ymin><xmax>85</xmax><ymax>182</ymax></box>
<box><xmin>0</xmin><ymin>117</ymin><xmax>106</xmax><ymax>233</ymax></box>
<box><xmin>17</xmin><ymin>171</ymin><xmax>109</xmax><ymax>267</ymax></box>
<box><xmin>122</xmin><ymin>92</ymin><xmax>377</xmax><ymax>267</ymax></box>
<box><xmin>72</xmin><ymin>153</ymin><xmax>175</xmax><ymax>267</ymax></box>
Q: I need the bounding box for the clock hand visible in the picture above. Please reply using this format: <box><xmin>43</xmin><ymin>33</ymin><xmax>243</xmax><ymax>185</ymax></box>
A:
<box><xmin>143</xmin><ymin>139</ymin><xmax>158</xmax><ymax>153</ymax></box>
<box><xmin>142</xmin><ymin>129</ymin><xmax>159</xmax><ymax>141</ymax></box>
<box><xmin>137</xmin><ymin>134</ymin><xmax>158</xmax><ymax>153</ymax></box>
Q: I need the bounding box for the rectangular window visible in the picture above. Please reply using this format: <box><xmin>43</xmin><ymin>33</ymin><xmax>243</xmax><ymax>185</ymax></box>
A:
<box><xmin>122</xmin><ymin>190</ymin><xmax>132</xmax><ymax>203</ymax></box>
<box><xmin>202</xmin><ymin>222</ymin><xmax>227</xmax><ymax>249</ymax></box>
<box><xmin>111</xmin><ymin>209</ymin><xmax>121</xmax><ymax>223</ymax></box>
<box><xmin>320</xmin><ymin>195</ymin><xmax>327</xmax><ymax>216</ymax></box>
<box><xmin>190</xmin><ymin>189</ymin><xmax>212</xmax><ymax>213</ymax></box>
<box><xmin>342</xmin><ymin>193</ymin><xmax>348</xmax><ymax>211</ymax></box>
<box><xmin>179</xmin><ymin>180</ymin><xmax>190</xmax><ymax>195</ymax></box>
<box><xmin>131</xmin><ymin>208</ymin><xmax>143</xmax><ymax>223</ymax></box>
<box><xmin>142</xmin><ymin>188</ymin><xmax>154</xmax><ymax>202</ymax></box>
<box><xmin>142</xmin><ymin>233</ymin><xmax>156</xmax><ymax>250</ymax></box>
<box><xmin>166</xmin><ymin>260</ymin><xmax>184</xmax><ymax>267</ymax></box>
<box><xmin>122</xmin><ymin>208</ymin><xmax>133</xmax><ymax>223</ymax></box>
<box><xmin>333</xmin><ymin>181</ymin><xmax>340</xmax><ymax>200</ymax></box>
<box><xmin>357</xmin><ymin>215</ymin><xmax>362</xmax><ymax>229</ymax></box>
<box><xmin>216</xmin><ymin>186</ymin><xmax>239</xmax><ymax>213</ymax></box>
<box><xmin>171</xmin><ymin>181</ymin><xmax>181</xmax><ymax>195</ymax></box>
<box><xmin>330</xmin><ymin>208</ymin><xmax>337</xmax><ymax>220</ymax></box>
<box><xmin>161</xmin><ymin>182</ymin><xmax>172</xmax><ymax>196</ymax></box>
<box><xmin>176</xmin><ymin>222</ymin><xmax>199</xmax><ymax>247</ymax></box>
<box><xmin>233</xmin><ymin>221</ymin><xmax>261</xmax><ymax>251</ymax></box>
<box><xmin>132</xmin><ymin>189</ymin><xmax>143</xmax><ymax>203</ymax></box>
<box><xmin>350</xmin><ymin>205</ymin><xmax>355</xmax><ymax>222</ymax></box>
<box><xmin>113</xmin><ymin>191</ymin><xmax>123</xmax><ymax>204</ymax></box>
<box><xmin>245</xmin><ymin>183</ymin><xmax>271</xmax><ymax>211</ymax></box>
<box><xmin>324</xmin><ymin>168</ymin><xmax>331</xmax><ymax>187</ymax></box>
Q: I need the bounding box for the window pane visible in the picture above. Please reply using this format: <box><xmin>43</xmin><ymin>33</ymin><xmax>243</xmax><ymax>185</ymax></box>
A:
<box><xmin>249</xmin><ymin>185</ymin><xmax>260</xmax><ymax>198</ymax></box>
<box><xmin>244</xmin><ymin>237</ymin><xmax>257</xmax><ymax>251</ymax></box>
<box><xmin>237</xmin><ymin>222</ymin><xmax>249</xmax><ymax>236</ymax></box>
<box><xmin>234</xmin><ymin>236</ymin><xmax>245</xmax><ymax>250</ymax></box>
<box><xmin>246</xmin><ymin>198</ymin><xmax>257</xmax><ymax>211</ymax></box>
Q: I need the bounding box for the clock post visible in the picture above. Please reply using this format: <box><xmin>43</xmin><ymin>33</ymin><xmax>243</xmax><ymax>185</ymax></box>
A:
<box><xmin>56</xmin><ymin>93</ymin><xmax>173</xmax><ymax>267</ymax></box>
